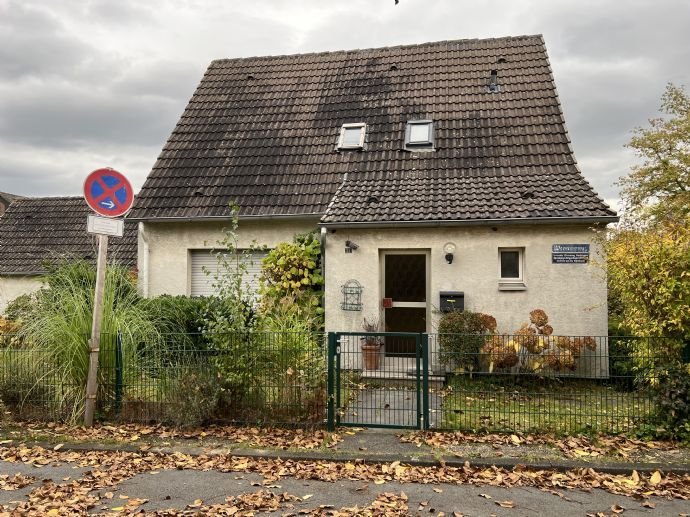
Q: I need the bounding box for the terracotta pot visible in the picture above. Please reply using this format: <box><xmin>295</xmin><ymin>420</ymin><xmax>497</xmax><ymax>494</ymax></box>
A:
<box><xmin>361</xmin><ymin>343</ymin><xmax>382</xmax><ymax>370</ymax></box>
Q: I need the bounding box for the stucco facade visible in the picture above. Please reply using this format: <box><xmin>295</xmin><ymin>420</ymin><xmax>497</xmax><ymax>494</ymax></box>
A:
<box><xmin>0</xmin><ymin>276</ymin><xmax>42</xmax><ymax>314</ymax></box>
<box><xmin>138</xmin><ymin>218</ymin><xmax>319</xmax><ymax>297</ymax></box>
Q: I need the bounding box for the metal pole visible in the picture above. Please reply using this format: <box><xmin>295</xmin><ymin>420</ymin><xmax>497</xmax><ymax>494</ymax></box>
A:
<box><xmin>326</xmin><ymin>332</ymin><xmax>335</xmax><ymax>431</ymax></box>
<box><xmin>114</xmin><ymin>329</ymin><xmax>123</xmax><ymax>415</ymax></box>
<box><xmin>84</xmin><ymin>233</ymin><xmax>108</xmax><ymax>426</ymax></box>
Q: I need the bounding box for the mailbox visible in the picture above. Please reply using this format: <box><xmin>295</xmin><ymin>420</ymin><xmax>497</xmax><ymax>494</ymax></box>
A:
<box><xmin>440</xmin><ymin>291</ymin><xmax>464</xmax><ymax>312</ymax></box>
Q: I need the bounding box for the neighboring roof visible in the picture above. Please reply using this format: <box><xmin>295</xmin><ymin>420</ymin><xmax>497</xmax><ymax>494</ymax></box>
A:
<box><xmin>0</xmin><ymin>192</ymin><xmax>23</xmax><ymax>210</ymax></box>
<box><xmin>129</xmin><ymin>35</ymin><xmax>616</xmax><ymax>225</ymax></box>
<box><xmin>0</xmin><ymin>197</ymin><xmax>137</xmax><ymax>275</ymax></box>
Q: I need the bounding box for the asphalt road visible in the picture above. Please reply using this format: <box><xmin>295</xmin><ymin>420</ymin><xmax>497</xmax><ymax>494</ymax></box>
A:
<box><xmin>2</xmin><ymin>459</ymin><xmax>688</xmax><ymax>515</ymax></box>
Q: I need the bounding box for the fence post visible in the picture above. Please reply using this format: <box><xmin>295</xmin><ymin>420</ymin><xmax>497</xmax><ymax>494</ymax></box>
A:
<box><xmin>114</xmin><ymin>330</ymin><xmax>123</xmax><ymax>415</ymax></box>
<box><xmin>326</xmin><ymin>332</ymin><xmax>335</xmax><ymax>431</ymax></box>
<box><xmin>422</xmin><ymin>333</ymin><xmax>430</xmax><ymax>430</ymax></box>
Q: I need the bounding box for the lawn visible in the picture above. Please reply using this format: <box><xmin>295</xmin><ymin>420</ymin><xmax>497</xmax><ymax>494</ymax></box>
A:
<box><xmin>440</xmin><ymin>375</ymin><xmax>657</xmax><ymax>434</ymax></box>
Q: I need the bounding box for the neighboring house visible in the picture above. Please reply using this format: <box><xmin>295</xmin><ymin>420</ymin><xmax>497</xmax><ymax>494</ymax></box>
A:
<box><xmin>129</xmin><ymin>35</ymin><xmax>617</xmax><ymax>347</ymax></box>
<box><xmin>0</xmin><ymin>197</ymin><xmax>137</xmax><ymax>314</ymax></box>
<box><xmin>0</xmin><ymin>192</ymin><xmax>23</xmax><ymax>216</ymax></box>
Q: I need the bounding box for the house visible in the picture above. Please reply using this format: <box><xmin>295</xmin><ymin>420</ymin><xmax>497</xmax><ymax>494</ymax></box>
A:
<box><xmin>128</xmin><ymin>35</ymin><xmax>617</xmax><ymax>348</ymax></box>
<box><xmin>0</xmin><ymin>197</ymin><xmax>138</xmax><ymax>314</ymax></box>
<box><xmin>0</xmin><ymin>192</ymin><xmax>22</xmax><ymax>216</ymax></box>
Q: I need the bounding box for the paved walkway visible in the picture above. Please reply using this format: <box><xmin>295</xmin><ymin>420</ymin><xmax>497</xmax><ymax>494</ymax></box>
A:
<box><xmin>340</xmin><ymin>387</ymin><xmax>443</xmax><ymax>428</ymax></box>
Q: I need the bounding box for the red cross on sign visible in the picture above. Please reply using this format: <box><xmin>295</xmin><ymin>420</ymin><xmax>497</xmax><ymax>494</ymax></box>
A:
<box><xmin>83</xmin><ymin>168</ymin><xmax>134</xmax><ymax>218</ymax></box>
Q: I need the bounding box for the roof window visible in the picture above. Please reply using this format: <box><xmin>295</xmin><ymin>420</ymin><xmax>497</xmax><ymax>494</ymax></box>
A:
<box><xmin>488</xmin><ymin>70</ymin><xmax>499</xmax><ymax>92</ymax></box>
<box><xmin>338</xmin><ymin>123</ymin><xmax>366</xmax><ymax>150</ymax></box>
<box><xmin>405</xmin><ymin>120</ymin><xmax>434</xmax><ymax>150</ymax></box>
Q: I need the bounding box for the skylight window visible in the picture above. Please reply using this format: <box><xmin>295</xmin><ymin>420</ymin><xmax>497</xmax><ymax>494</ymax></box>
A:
<box><xmin>338</xmin><ymin>123</ymin><xmax>366</xmax><ymax>150</ymax></box>
<box><xmin>405</xmin><ymin>120</ymin><xmax>434</xmax><ymax>150</ymax></box>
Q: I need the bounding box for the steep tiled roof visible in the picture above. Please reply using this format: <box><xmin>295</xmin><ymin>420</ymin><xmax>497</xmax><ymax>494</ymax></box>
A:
<box><xmin>0</xmin><ymin>197</ymin><xmax>137</xmax><ymax>275</ymax></box>
<box><xmin>129</xmin><ymin>35</ymin><xmax>616</xmax><ymax>224</ymax></box>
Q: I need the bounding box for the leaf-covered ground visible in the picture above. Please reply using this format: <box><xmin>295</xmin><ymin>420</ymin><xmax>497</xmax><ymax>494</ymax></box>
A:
<box><xmin>0</xmin><ymin>443</ymin><xmax>689</xmax><ymax>515</ymax></box>
<box><xmin>401</xmin><ymin>431</ymin><xmax>689</xmax><ymax>464</ymax></box>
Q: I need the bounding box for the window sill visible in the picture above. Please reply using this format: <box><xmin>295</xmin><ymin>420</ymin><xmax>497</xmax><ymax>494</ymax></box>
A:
<box><xmin>498</xmin><ymin>281</ymin><xmax>527</xmax><ymax>291</ymax></box>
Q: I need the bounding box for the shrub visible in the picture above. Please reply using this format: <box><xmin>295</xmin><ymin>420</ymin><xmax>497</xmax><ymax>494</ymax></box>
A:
<box><xmin>160</xmin><ymin>366</ymin><xmax>220</xmax><ymax>427</ymax></box>
<box><xmin>652</xmin><ymin>362</ymin><xmax>690</xmax><ymax>441</ymax></box>
<box><xmin>260</xmin><ymin>231</ymin><xmax>324</xmax><ymax>331</ymax></box>
<box><xmin>144</xmin><ymin>295</ymin><xmax>211</xmax><ymax>356</ymax></box>
<box><xmin>438</xmin><ymin>311</ymin><xmax>496</xmax><ymax>372</ymax></box>
<box><xmin>17</xmin><ymin>260</ymin><xmax>162</xmax><ymax>423</ymax></box>
<box><xmin>3</xmin><ymin>293</ymin><xmax>36</xmax><ymax>323</ymax></box>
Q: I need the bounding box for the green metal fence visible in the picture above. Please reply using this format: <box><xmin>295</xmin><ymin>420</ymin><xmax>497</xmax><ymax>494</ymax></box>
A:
<box><xmin>427</xmin><ymin>334</ymin><xmax>673</xmax><ymax>434</ymax></box>
<box><xmin>1</xmin><ymin>331</ymin><xmax>327</xmax><ymax>427</ymax></box>
<box><xmin>0</xmin><ymin>331</ymin><xmax>682</xmax><ymax>434</ymax></box>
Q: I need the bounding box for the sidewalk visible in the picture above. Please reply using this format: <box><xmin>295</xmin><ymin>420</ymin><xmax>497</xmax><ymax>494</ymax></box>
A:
<box><xmin>2</xmin><ymin>424</ymin><xmax>689</xmax><ymax>515</ymax></box>
<box><xmin>2</xmin><ymin>424</ymin><xmax>689</xmax><ymax>475</ymax></box>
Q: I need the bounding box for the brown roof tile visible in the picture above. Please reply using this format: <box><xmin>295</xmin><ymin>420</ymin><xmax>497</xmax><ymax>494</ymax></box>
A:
<box><xmin>129</xmin><ymin>35</ymin><xmax>616</xmax><ymax>224</ymax></box>
<box><xmin>0</xmin><ymin>197</ymin><xmax>137</xmax><ymax>275</ymax></box>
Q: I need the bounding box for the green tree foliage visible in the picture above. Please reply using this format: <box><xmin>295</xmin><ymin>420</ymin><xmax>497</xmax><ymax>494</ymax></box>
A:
<box><xmin>259</xmin><ymin>231</ymin><xmax>324</xmax><ymax>331</ymax></box>
<box><xmin>607</xmin><ymin>84</ymin><xmax>690</xmax><ymax>347</ymax></box>
<box><xmin>606</xmin><ymin>84</ymin><xmax>690</xmax><ymax>422</ymax></box>
<box><xmin>620</xmin><ymin>84</ymin><xmax>690</xmax><ymax>223</ymax></box>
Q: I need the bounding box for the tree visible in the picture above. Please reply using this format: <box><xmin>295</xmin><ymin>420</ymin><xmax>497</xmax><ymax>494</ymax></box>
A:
<box><xmin>606</xmin><ymin>84</ymin><xmax>690</xmax><ymax>356</ymax></box>
<box><xmin>619</xmin><ymin>84</ymin><xmax>690</xmax><ymax>224</ymax></box>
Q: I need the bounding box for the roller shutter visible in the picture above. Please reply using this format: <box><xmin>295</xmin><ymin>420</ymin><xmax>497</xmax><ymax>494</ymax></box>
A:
<box><xmin>190</xmin><ymin>249</ymin><xmax>268</xmax><ymax>297</ymax></box>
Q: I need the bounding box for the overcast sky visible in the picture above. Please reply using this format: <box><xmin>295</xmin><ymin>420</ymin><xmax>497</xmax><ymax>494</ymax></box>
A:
<box><xmin>1</xmin><ymin>0</ymin><xmax>688</xmax><ymax>210</ymax></box>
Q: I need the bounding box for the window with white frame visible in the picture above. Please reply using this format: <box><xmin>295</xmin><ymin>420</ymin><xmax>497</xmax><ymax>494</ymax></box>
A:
<box><xmin>498</xmin><ymin>247</ymin><xmax>526</xmax><ymax>290</ymax></box>
<box><xmin>405</xmin><ymin>120</ymin><xmax>434</xmax><ymax>150</ymax></box>
<box><xmin>337</xmin><ymin>123</ymin><xmax>366</xmax><ymax>150</ymax></box>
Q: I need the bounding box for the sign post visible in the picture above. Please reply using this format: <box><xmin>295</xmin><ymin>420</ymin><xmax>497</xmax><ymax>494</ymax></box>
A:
<box><xmin>83</xmin><ymin>167</ymin><xmax>133</xmax><ymax>427</ymax></box>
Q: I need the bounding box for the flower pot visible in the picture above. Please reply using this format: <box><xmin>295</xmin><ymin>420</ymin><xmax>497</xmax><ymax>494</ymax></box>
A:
<box><xmin>361</xmin><ymin>343</ymin><xmax>382</xmax><ymax>370</ymax></box>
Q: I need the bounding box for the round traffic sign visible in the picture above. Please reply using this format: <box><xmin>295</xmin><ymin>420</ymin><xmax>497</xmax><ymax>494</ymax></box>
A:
<box><xmin>83</xmin><ymin>168</ymin><xmax>134</xmax><ymax>218</ymax></box>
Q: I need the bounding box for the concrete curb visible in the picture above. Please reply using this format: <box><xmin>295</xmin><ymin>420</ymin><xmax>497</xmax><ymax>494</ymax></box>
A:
<box><xmin>2</xmin><ymin>440</ymin><xmax>689</xmax><ymax>476</ymax></box>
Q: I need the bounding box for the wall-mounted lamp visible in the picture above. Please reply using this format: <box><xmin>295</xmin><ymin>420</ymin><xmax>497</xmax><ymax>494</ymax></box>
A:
<box><xmin>443</xmin><ymin>242</ymin><xmax>456</xmax><ymax>264</ymax></box>
<box><xmin>345</xmin><ymin>240</ymin><xmax>359</xmax><ymax>253</ymax></box>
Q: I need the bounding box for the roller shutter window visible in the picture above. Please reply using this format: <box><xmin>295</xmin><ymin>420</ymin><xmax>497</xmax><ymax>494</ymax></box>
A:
<box><xmin>190</xmin><ymin>249</ymin><xmax>268</xmax><ymax>297</ymax></box>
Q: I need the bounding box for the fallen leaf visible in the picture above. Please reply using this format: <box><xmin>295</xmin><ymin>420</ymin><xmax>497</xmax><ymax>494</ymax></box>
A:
<box><xmin>53</xmin><ymin>443</ymin><xmax>64</xmax><ymax>451</ymax></box>
<box><xmin>479</xmin><ymin>494</ymin><xmax>492</xmax><ymax>499</ymax></box>
<box><xmin>650</xmin><ymin>471</ymin><xmax>662</xmax><ymax>485</ymax></box>
<box><xmin>611</xmin><ymin>503</ymin><xmax>625</xmax><ymax>513</ymax></box>
<box><xmin>496</xmin><ymin>500</ymin><xmax>515</xmax><ymax>508</ymax></box>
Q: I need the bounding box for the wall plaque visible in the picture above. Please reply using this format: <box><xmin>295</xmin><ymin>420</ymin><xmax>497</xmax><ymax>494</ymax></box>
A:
<box><xmin>552</xmin><ymin>244</ymin><xmax>590</xmax><ymax>264</ymax></box>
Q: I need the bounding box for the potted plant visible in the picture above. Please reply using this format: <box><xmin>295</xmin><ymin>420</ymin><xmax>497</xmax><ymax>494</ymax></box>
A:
<box><xmin>361</xmin><ymin>317</ymin><xmax>383</xmax><ymax>370</ymax></box>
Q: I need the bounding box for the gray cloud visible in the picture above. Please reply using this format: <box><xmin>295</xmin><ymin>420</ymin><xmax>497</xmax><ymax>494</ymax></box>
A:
<box><xmin>0</xmin><ymin>0</ymin><xmax>688</xmax><ymax>208</ymax></box>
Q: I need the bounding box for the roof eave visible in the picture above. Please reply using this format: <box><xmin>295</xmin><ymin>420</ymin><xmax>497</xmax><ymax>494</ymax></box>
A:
<box><xmin>0</xmin><ymin>271</ymin><xmax>44</xmax><ymax>277</ymax></box>
<box><xmin>319</xmin><ymin>215</ymin><xmax>619</xmax><ymax>229</ymax></box>
<box><xmin>128</xmin><ymin>212</ymin><xmax>324</xmax><ymax>223</ymax></box>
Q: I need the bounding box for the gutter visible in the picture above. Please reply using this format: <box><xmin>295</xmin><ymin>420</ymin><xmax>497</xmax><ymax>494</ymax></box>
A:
<box><xmin>319</xmin><ymin>215</ymin><xmax>619</xmax><ymax>229</ymax></box>
<box><xmin>126</xmin><ymin>213</ymin><xmax>323</xmax><ymax>223</ymax></box>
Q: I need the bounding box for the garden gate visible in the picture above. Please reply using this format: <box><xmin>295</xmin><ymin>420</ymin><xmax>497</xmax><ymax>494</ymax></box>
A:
<box><xmin>327</xmin><ymin>332</ymin><xmax>431</xmax><ymax>430</ymax></box>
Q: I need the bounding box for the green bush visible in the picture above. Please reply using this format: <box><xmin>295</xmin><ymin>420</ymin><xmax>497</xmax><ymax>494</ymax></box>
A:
<box><xmin>653</xmin><ymin>362</ymin><xmax>690</xmax><ymax>441</ymax></box>
<box><xmin>438</xmin><ymin>311</ymin><xmax>495</xmax><ymax>372</ymax></box>
<box><xmin>144</xmin><ymin>295</ymin><xmax>211</xmax><ymax>357</ymax></box>
<box><xmin>159</xmin><ymin>366</ymin><xmax>220</xmax><ymax>427</ymax></box>
<box><xmin>3</xmin><ymin>293</ymin><xmax>35</xmax><ymax>323</ymax></box>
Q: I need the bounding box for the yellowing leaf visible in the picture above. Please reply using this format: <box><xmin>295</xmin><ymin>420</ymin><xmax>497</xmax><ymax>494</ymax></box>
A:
<box><xmin>650</xmin><ymin>471</ymin><xmax>662</xmax><ymax>485</ymax></box>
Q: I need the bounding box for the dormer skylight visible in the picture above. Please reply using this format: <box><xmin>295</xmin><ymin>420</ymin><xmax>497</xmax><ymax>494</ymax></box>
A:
<box><xmin>404</xmin><ymin>120</ymin><xmax>434</xmax><ymax>150</ymax></box>
<box><xmin>338</xmin><ymin>123</ymin><xmax>366</xmax><ymax>150</ymax></box>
